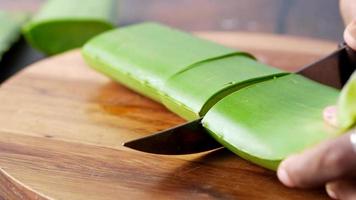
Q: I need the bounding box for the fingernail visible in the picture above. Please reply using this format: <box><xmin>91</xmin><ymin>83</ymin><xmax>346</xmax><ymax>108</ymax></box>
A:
<box><xmin>323</xmin><ymin>106</ymin><xmax>338</xmax><ymax>127</ymax></box>
<box><xmin>326</xmin><ymin>184</ymin><xmax>338</xmax><ymax>199</ymax></box>
<box><xmin>277</xmin><ymin>167</ymin><xmax>294</xmax><ymax>187</ymax></box>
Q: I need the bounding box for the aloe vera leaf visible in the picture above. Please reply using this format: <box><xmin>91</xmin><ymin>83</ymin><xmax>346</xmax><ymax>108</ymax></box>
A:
<box><xmin>82</xmin><ymin>23</ymin><xmax>251</xmax><ymax>102</ymax></box>
<box><xmin>202</xmin><ymin>74</ymin><xmax>339</xmax><ymax>170</ymax></box>
<box><xmin>338</xmin><ymin>71</ymin><xmax>356</xmax><ymax>131</ymax></box>
<box><xmin>23</xmin><ymin>0</ymin><xmax>116</xmax><ymax>55</ymax></box>
<box><xmin>0</xmin><ymin>12</ymin><xmax>28</xmax><ymax>61</ymax></box>
<box><xmin>161</xmin><ymin>55</ymin><xmax>287</xmax><ymax>120</ymax></box>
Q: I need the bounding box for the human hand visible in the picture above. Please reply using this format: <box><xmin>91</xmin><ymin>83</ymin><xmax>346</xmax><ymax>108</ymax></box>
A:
<box><xmin>277</xmin><ymin>106</ymin><xmax>356</xmax><ymax>199</ymax></box>
<box><xmin>341</xmin><ymin>0</ymin><xmax>356</xmax><ymax>50</ymax></box>
<box><xmin>277</xmin><ymin>1</ymin><xmax>356</xmax><ymax>199</ymax></box>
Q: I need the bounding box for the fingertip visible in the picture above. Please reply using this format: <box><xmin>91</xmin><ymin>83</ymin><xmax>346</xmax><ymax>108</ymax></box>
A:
<box><xmin>326</xmin><ymin>183</ymin><xmax>338</xmax><ymax>199</ymax></box>
<box><xmin>344</xmin><ymin>20</ymin><xmax>356</xmax><ymax>51</ymax></box>
<box><xmin>277</xmin><ymin>166</ymin><xmax>294</xmax><ymax>187</ymax></box>
<box><xmin>277</xmin><ymin>153</ymin><xmax>317</xmax><ymax>188</ymax></box>
<box><xmin>277</xmin><ymin>157</ymin><xmax>299</xmax><ymax>187</ymax></box>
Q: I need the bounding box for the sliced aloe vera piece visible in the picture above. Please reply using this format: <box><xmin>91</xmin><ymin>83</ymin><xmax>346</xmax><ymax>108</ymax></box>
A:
<box><xmin>0</xmin><ymin>12</ymin><xmax>28</xmax><ymax>61</ymax></box>
<box><xmin>23</xmin><ymin>0</ymin><xmax>116</xmax><ymax>55</ymax></box>
<box><xmin>202</xmin><ymin>74</ymin><xmax>339</xmax><ymax>170</ymax></box>
<box><xmin>82</xmin><ymin>23</ymin><xmax>251</xmax><ymax>102</ymax></box>
<box><xmin>338</xmin><ymin>71</ymin><xmax>356</xmax><ymax>131</ymax></box>
<box><xmin>161</xmin><ymin>55</ymin><xmax>287</xmax><ymax>120</ymax></box>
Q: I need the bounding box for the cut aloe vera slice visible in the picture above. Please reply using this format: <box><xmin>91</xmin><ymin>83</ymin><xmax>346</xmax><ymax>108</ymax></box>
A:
<box><xmin>338</xmin><ymin>71</ymin><xmax>356</xmax><ymax>131</ymax></box>
<box><xmin>0</xmin><ymin>12</ymin><xmax>28</xmax><ymax>61</ymax></box>
<box><xmin>202</xmin><ymin>74</ymin><xmax>339</xmax><ymax>170</ymax></box>
<box><xmin>161</xmin><ymin>55</ymin><xmax>287</xmax><ymax>120</ymax></box>
<box><xmin>23</xmin><ymin>0</ymin><xmax>116</xmax><ymax>55</ymax></box>
<box><xmin>82</xmin><ymin>23</ymin><xmax>251</xmax><ymax>102</ymax></box>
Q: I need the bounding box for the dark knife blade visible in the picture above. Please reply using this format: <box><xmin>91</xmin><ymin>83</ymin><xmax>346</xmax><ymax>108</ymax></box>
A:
<box><xmin>297</xmin><ymin>45</ymin><xmax>355</xmax><ymax>89</ymax></box>
<box><xmin>124</xmin><ymin>45</ymin><xmax>356</xmax><ymax>155</ymax></box>
<box><xmin>123</xmin><ymin>118</ymin><xmax>222</xmax><ymax>155</ymax></box>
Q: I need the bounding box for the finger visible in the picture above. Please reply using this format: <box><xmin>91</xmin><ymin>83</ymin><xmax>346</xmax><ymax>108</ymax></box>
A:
<box><xmin>326</xmin><ymin>179</ymin><xmax>356</xmax><ymax>200</ymax></box>
<box><xmin>340</xmin><ymin>0</ymin><xmax>356</xmax><ymax>25</ymax></box>
<box><xmin>277</xmin><ymin>131</ymin><xmax>356</xmax><ymax>188</ymax></box>
<box><xmin>323</xmin><ymin>106</ymin><xmax>338</xmax><ymax>127</ymax></box>
<box><xmin>344</xmin><ymin>21</ymin><xmax>356</xmax><ymax>51</ymax></box>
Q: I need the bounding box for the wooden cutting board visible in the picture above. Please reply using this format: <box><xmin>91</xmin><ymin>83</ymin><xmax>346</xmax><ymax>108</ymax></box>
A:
<box><xmin>0</xmin><ymin>32</ymin><xmax>337</xmax><ymax>200</ymax></box>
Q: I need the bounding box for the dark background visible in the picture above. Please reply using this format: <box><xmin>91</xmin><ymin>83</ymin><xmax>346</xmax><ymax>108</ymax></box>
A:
<box><xmin>1</xmin><ymin>0</ymin><xmax>345</xmax><ymax>41</ymax></box>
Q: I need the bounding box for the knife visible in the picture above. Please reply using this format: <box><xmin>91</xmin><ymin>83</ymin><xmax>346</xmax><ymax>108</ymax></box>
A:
<box><xmin>123</xmin><ymin>44</ymin><xmax>356</xmax><ymax>155</ymax></box>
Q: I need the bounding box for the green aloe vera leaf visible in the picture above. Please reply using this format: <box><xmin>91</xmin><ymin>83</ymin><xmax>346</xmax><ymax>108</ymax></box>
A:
<box><xmin>161</xmin><ymin>55</ymin><xmax>287</xmax><ymax>120</ymax></box>
<box><xmin>202</xmin><ymin>74</ymin><xmax>340</xmax><ymax>170</ymax></box>
<box><xmin>23</xmin><ymin>0</ymin><xmax>117</xmax><ymax>55</ymax></box>
<box><xmin>0</xmin><ymin>12</ymin><xmax>29</xmax><ymax>61</ymax></box>
<box><xmin>338</xmin><ymin>71</ymin><xmax>356</xmax><ymax>131</ymax></box>
<box><xmin>82</xmin><ymin>23</ymin><xmax>252</xmax><ymax>102</ymax></box>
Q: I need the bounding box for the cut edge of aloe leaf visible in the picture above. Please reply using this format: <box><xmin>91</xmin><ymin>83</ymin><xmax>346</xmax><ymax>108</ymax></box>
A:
<box><xmin>23</xmin><ymin>19</ymin><xmax>114</xmax><ymax>55</ymax></box>
<box><xmin>172</xmin><ymin>52</ymin><xmax>256</xmax><ymax>77</ymax></box>
<box><xmin>202</xmin><ymin>74</ymin><xmax>339</xmax><ymax>170</ymax></box>
<box><xmin>199</xmin><ymin>73</ymin><xmax>289</xmax><ymax>116</ymax></box>
<box><xmin>161</xmin><ymin>73</ymin><xmax>288</xmax><ymax>120</ymax></box>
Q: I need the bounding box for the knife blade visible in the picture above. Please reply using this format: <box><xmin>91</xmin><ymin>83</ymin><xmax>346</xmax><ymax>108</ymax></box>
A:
<box><xmin>297</xmin><ymin>45</ymin><xmax>355</xmax><ymax>89</ymax></box>
<box><xmin>123</xmin><ymin>118</ymin><xmax>222</xmax><ymax>155</ymax></box>
<box><xmin>124</xmin><ymin>44</ymin><xmax>356</xmax><ymax>155</ymax></box>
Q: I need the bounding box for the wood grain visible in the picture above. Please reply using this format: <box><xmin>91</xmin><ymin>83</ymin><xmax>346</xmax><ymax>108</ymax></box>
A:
<box><xmin>0</xmin><ymin>169</ymin><xmax>50</xmax><ymax>200</ymax></box>
<box><xmin>0</xmin><ymin>32</ymin><xmax>337</xmax><ymax>199</ymax></box>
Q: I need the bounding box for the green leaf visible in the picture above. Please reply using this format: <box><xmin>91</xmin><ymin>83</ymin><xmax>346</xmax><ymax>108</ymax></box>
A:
<box><xmin>202</xmin><ymin>74</ymin><xmax>339</xmax><ymax>170</ymax></box>
<box><xmin>338</xmin><ymin>71</ymin><xmax>356</xmax><ymax>131</ymax></box>
<box><xmin>0</xmin><ymin>11</ymin><xmax>29</xmax><ymax>61</ymax></box>
<box><xmin>83</xmin><ymin>23</ymin><xmax>345</xmax><ymax>170</ymax></box>
<box><xmin>82</xmin><ymin>23</ymin><xmax>251</xmax><ymax>102</ymax></box>
<box><xmin>23</xmin><ymin>0</ymin><xmax>117</xmax><ymax>55</ymax></box>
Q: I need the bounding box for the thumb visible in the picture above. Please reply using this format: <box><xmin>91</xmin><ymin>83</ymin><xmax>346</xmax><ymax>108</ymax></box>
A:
<box><xmin>277</xmin><ymin>130</ymin><xmax>356</xmax><ymax>188</ymax></box>
<box><xmin>344</xmin><ymin>20</ymin><xmax>356</xmax><ymax>50</ymax></box>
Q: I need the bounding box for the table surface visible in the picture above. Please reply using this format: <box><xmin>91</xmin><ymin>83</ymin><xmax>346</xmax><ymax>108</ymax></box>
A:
<box><xmin>0</xmin><ymin>31</ymin><xmax>337</xmax><ymax>199</ymax></box>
